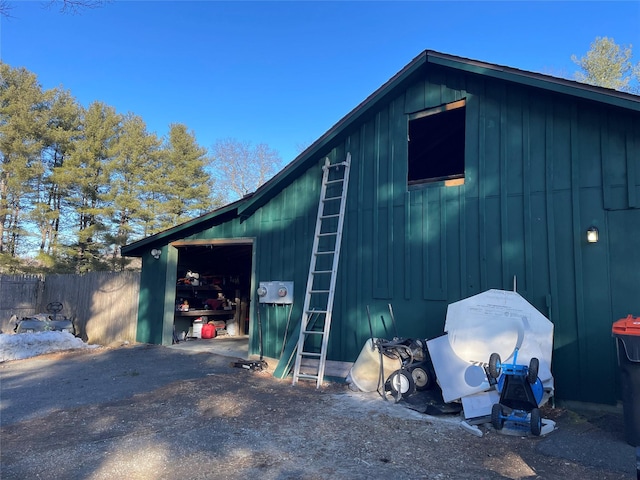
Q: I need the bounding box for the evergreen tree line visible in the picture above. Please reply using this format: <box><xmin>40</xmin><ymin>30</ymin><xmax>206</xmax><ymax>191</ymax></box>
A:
<box><xmin>0</xmin><ymin>62</ymin><xmax>227</xmax><ymax>274</ymax></box>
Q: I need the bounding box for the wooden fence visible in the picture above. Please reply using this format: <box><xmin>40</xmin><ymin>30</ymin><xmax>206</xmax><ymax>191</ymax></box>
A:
<box><xmin>0</xmin><ymin>272</ymin><xmax>140</xmax><ymax>345</ymax></box>
<box><xmin>0</xmin><ymin>275</ymin><xmax>44</xmax><ymax>331</ymax></box>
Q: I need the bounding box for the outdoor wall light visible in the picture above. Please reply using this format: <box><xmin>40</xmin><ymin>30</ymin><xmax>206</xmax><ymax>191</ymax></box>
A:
<box><xmin>150</xmin><ymin>248</ymin><xmax>162</xmax><ymax>259</ymax></box>
<box><xmin>586</xmin><ymin>227</ymin><xmax>599</xmax><ymax>244</ymax></box>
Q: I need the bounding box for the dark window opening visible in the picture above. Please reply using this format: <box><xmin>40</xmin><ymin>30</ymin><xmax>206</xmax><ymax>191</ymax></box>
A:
<box><xmin>408</xmin><ymin>100</ymin><xmax>466</xmax><ymax>186</ymax></box>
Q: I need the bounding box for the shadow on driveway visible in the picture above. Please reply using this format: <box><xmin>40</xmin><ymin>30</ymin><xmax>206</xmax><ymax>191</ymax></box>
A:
<box><xmin>0</xmin><ymin>342</ymin><xmax>247</xmax><ymax>427</ymax></box>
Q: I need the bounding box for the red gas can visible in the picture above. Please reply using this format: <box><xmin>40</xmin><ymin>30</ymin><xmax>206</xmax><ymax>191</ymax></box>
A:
<box><xmin>201</xmin><ymin>323</ymin><xmax>216</xmax><ymax>339</ymax></box>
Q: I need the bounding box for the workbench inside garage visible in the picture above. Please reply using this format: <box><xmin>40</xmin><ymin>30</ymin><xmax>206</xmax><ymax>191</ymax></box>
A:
<box><xmin>174</xmin><ymin>304</ymin><xmax>246</xmax><ymax>338</ymax></box>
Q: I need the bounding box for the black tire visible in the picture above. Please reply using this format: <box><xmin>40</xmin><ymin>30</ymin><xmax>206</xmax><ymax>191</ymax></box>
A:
<box><xmin>491</xmin><ymin>403</ymin><xmax>505</xmax><ymax>430</ymax></box>
<box><xmin>387</xmin><ymin>369</ymin><xmax>416</xmax><ymax>396</ymax></box>
<box><xmin>527</xmin><ymin>357</ymin><xmax>539</xmax><ymax>384</ymax></box>
<box><xmin>530</xmin><ymin>408</ymin><xmax>542</xmax><ymax>436</ymax></box>
<box><xmin>411</xmin><ymin>366</ymin><xmax>432</xmax><ymax>391</ymax></box>
<box><xmin>488</xmin><ymin>353</ymin><xmax>501</xmax><ymax>379</ymax></box>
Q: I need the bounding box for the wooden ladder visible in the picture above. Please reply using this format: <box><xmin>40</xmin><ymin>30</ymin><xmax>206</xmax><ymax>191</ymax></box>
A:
<box><xmin>292</xmin><ymin>153</ymin><xmax>351</xmax><ymax>387</ymax></box>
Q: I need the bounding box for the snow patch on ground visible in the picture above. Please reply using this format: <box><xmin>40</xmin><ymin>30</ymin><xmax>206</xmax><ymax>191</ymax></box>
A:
<box><xmin>0</xmin><ymin>331</ymin><xmax>99</xmax><ymax>362</ymax></box>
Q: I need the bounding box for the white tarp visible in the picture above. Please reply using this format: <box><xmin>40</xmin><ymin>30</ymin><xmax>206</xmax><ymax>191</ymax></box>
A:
<box><xmin>427</xmin><ymin>289</ymin><xmax>554</xmax><ymax>414</ymax></box>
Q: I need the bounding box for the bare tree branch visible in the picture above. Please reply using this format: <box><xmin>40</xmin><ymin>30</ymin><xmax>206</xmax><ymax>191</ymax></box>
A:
<box><xmin>211</xmin><ymin>138</ymin><xmax>283</xmax><ymax>203</ymax></box>
<box><xmin>0</xmin><ymin>0</ymin><xmax>14</xmax><ymax>18</ymax></box>
<box><xmin>46</xmin><ymin>0</ymin><xmax>109</xmax><ymax>15</ymax></box>
<box><xmin>0</xmin><ymin>0</ymin><xmax>110</xmax><ymax>18</ymax></box>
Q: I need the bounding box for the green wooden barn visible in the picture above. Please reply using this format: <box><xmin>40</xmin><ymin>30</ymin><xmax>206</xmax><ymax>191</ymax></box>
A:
<box><xmin>122</xmin><ymin>50</ymin><xmax>640</xmax><ymax>406</ymax></box>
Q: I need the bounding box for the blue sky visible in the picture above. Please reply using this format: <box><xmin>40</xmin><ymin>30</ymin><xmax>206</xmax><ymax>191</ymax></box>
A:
<box><xmin>1</xmin><ymin>1</ymin><xmax>639</xmax><ymax>165</ymax></box>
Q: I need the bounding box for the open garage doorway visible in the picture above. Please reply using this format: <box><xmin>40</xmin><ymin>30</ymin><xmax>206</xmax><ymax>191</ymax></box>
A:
<box><xmin>171</xmin><ymin>239</ymin><xmax>253</xmax><ymax>347</ymax></box>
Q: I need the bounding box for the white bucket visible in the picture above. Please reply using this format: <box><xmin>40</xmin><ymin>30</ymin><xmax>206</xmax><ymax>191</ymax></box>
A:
<box><xmin>192</xmin><ymin>323</ymin><xmax>203</xmax><ymax>339</ymax></box>
<box><xmin>349</xmin><ymin>338</ymin><xmax>402</xmax><ymax>392</ymax></box>
<box><xmin>226</xmin><ymin>320</ymin><xmax>237</xmax><ymax>336</ymax></box>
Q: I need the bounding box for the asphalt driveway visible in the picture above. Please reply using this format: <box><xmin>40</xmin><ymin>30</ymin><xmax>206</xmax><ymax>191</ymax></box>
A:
<box><xmin>0</xmin><ymin>339</ymin><xmax>250</xmax><ymax>426</ymax></box>
<box><xmin>0</xmin><ymin>342</ymin><xmax>637</xmax><ymax>480</ymax></box>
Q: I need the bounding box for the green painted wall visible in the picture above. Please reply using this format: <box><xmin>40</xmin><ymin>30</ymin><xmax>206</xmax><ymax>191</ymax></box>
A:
<box><xmin>136</xmin><ymin>246</ymin><xmax>175</xmax><ymax>345</ymax></box>
<box><xmin>136</xmin><ymin>63</ymin><xmax>640</xmax><ymax>405</ymax></box>
<box><xmin>309</xmin><ymin>65</ymin><xmax>638</xmax><ymax>405</ymax></box>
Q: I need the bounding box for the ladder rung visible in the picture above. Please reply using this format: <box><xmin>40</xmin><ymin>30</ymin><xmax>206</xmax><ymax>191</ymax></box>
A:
<box><xmin>300</xmin><ymin>351</ymin><xmax>322</xmax><ymax>357</ymax></box>
<box><xmin>312</xmin><ymin>270</ymin><xmax>332</xmax><ymax>275</ymax></box>
<box><xmin>302</xmin><ymin>330</ymin><xmax>324</xmax><ymax>335</ymax></box>
<box><xmin>318</xmin><ymin>232</ymin><xmax>337</xmax><ymax>237</ymax></box>
<box><xmin>322</xmin><ymin>196</ymin><xmax>342</xmax><ymax>202</ymax></box>
<box><xmin>325</xmin><ymin>179</ymin><xmax>344</xmax><ymax>185</ymax></box>
<box><xmin>297</xmin><ymin>374</ymin><xmax>320</xmax><ymax>380</ymax></box>
<box><xmin>315</xmin><ymin>251</ymin><xmax>335</xmax><ymax>256</ymax></box>
<box><xmin>306</xmin><ymin>309</ymin><xmax>328</xmax><ymax>314</ymax></box>
<box><xmin>320</xmin><ymin>214</ymin><xmax>340</xmax><ymax>219</ymax></box>
<box><xmin>324</xmin><ymin>161</ymin><xmax>347</xmax><ymax>169</ymax></box>
<box><xmin>309</xmin><ymin>289</ymin><xmax>330</xmax><ymax>294</ymax></box>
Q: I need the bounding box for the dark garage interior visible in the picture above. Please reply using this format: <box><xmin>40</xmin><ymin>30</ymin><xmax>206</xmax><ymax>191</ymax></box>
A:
<box><xmin>173</xmin><ymin>242</ymin><xmax>253</xmax><ymax>338</ymax></box>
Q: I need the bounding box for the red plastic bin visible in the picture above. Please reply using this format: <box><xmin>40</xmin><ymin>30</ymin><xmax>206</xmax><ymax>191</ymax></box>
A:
<box><xmin>612</xmin><ymin>315</ymin><xmax>640</xmax><ymax>447</ymax></box>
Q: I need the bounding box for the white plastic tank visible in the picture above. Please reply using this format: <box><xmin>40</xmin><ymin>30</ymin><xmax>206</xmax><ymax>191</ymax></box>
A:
<box><xmin>348</xmin><ymin>338</ymin><xmax>402</xmax><ymax>392</ymax></box>
<box><xmin>191</xmin><ymin>322</ymin><xmax>203</xmax><ymax>339</ymax></box>
<box><xmin>226</xmin><ymin>319</ymin><xmax>237</xmax><ymax>336</ymax></box>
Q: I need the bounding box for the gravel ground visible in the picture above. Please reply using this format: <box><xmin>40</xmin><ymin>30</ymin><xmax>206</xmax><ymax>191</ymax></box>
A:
<box><xmin>0</xmin><ymin>343</ymin><xmax>637</xmax><ymax>479</ymax></box>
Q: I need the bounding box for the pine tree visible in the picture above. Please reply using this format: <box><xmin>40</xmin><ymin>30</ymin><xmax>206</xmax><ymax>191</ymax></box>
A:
<box><xmin>34</xmin><ymin>87</ymin><xmax>83</xmax><ymax>262</ymax></box>
<box><xmin>0</xmin><ymin>63</ymin><xmax>48</xmax><ymax>270</ymax></box>
<box><xmin>572</xmin><ymin>37</ymin><xmax>639</xmax><ymax>93</ymax></box>
<box><xmin>151</xmin><ymin>123</ymin><xmax>213</xmax><ymax>232</ymax></box>
<box><xmin>104</xmin><ymin>113</ymin><xmax>162</xmax><ymax>270</ymax></box>
<box><xmin>56</xmin><ymin>101</ymin><xmax>121</xmax><ymax>273</ymax></box>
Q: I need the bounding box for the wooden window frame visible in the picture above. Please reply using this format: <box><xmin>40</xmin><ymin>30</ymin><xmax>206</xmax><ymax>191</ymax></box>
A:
<box><xmin>407</xmin><ymin>99</ymin><xmax>466</xmax><ymax>187</ymax></box>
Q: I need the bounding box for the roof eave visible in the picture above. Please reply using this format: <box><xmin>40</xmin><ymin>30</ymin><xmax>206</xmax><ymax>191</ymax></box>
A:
<box><xmin>121</xmin><ymin>200</ymin><xmax>245</xmax><ymax>257</ymax></box>
<box><xmin>426</xmin><ymin>51</ymin><xmax>640</xmax><ymax>112</ymax></box>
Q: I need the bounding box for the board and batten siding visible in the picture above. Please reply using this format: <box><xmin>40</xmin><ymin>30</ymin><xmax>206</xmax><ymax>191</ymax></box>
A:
<box><xmin>308</xmin><ymin>65</ymin><xmax>638</xmax><ymax>405</ymax></box>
